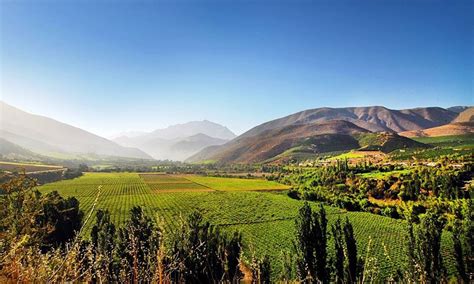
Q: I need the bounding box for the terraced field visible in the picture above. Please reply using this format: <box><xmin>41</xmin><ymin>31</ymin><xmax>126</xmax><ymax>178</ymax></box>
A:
<box><xmin>37</xmin><ymin>172</ymin><xmax>456</xmax><ymax>279</ymax></box>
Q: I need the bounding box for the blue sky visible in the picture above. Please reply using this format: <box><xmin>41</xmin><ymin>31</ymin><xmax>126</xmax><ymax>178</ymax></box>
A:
<box><xmin>1</xmin><ymin>0</ymin><xmax>472</xmax><ymax>136</ymax></box>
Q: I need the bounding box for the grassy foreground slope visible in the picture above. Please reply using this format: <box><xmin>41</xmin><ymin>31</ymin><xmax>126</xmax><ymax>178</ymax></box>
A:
<box><xmin>37</xmin><ymin>172</ymin><xmax>456</xmax><ymax>278</ymax></box>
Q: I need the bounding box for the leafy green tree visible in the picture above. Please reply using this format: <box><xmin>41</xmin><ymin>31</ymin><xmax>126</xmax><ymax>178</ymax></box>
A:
<box><xmin>0</xmin><ymin>174</ymin><xmax>44</xmax><ymax>246</ymax></box>
<box><xmin>0</xmin><ymin>174</ymin><xmax>83</xmax><ymax>251</ymax></box>
<box><xmin>37</xmin><ymin>191</ymin><xmax>83</xmax><ymax>250</ymax></box>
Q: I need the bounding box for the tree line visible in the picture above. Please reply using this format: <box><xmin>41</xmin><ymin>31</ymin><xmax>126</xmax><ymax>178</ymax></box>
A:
<box><xmin>277</xmin><ymin>161</ymin><xmax>472</xmax><ymax>221</ymax></box>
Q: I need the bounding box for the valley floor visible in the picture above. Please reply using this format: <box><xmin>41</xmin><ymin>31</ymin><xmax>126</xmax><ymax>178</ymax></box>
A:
<box><xmin>37</xmin><ymin>172</ymin><xmax>457</xmax><ymax>279</ymax></box>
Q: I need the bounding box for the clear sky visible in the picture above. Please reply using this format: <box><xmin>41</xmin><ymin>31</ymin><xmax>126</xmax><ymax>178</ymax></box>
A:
<box><xmin>1</xmin><ymin>0</ymin><xmax>472</xmax><ymax>137</ymax></box>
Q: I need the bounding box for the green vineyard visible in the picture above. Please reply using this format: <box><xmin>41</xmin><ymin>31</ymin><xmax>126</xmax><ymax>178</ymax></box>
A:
<box><xmin>38</xmin><ymin>172</ymin><xmax>456</xmax><ymax>278</ymax></box>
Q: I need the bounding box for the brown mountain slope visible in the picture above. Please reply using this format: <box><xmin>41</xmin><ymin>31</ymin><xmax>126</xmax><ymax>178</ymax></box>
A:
<box><xmin>194</xmin><ymin>120</ymin><xmax>369</xmax><ymax>164</ymax></box>
<box><xmin>189</xmin><ymin>106</ymin><xmax>451</xmax><ymax>164</ymax></box>
<box><xmin>188</xmin><ymin>120</ymin><xmax>429</xmax><ymax>164</ymax></box>
<box><xmin>452</xmin><ymin>107</ymin><xmax>474</xmax><ymax>123</ymax></box>
<box><xmin>399</xmin><ymin>122</ymin><xmax>474</xmax><ymax>138</ymax></box>
<box><xmin>240</xmin><ymin>106</ymin><xmax>457</xmax><ymax>139</ymax></box>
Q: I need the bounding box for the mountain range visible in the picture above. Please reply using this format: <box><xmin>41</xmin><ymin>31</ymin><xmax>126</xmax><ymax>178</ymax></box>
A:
<box><xmin>188</xmin><ymin>106</ymin><xmax>473</xmax><ymax>164</ymax></box>
<box><xmin>1</xmin><ymin>102</ymin><xmax>472</xmax><ymax>163</ymax></box>
<box><xmin>0</xmin><ymin>101</ymin><xmax>236</xmax><ymax>162</ymax></box>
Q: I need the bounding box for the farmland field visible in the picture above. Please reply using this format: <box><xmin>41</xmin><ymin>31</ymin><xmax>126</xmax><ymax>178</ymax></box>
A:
<box><xmin>413</xmin><ymin>134</ymin><xmax>474</xmax><ymax>148</ymax></box>
<box><xmin>185</xmin><ymin>175</ymin><xmax>291</xmax><ymax>191</ymax></box>
<box><xmin>356</xmin><ymin>169</ymin><xmax>412</xmax><ymax>179</ymax></box>
<box><xmin>37</xmin><ymin>172</ymin><xmax>456</xmax><ymax>278</ymax></box>
<box><xmin>0</xmin><ymin>161</ymin><xmax>64</xmax><ymax>173</ymax></box>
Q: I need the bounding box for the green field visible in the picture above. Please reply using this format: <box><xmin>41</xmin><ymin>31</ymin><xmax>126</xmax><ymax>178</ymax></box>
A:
<box><xmin>330</xmin><ymin>152</ymin><xmax>365</xmax><ymax>160</ymax></box>
<box><xmin>37</xmin><ymin>172</ymin><xmax>456</xmax><ymax>279</ymax></box>
<box><xmin>185</xmin><ymin>175</ymin><xmax>291</xmax><ymax>191</ymax></box>
<box><xmin>413</xmin><ymin>134</ymin><xmax>474</xmax><ymax>148</ymax></box>
<box><xmin>357</xmin><ymin>169</ymin><xmax>412</xmax><ymax>179</ymax></box>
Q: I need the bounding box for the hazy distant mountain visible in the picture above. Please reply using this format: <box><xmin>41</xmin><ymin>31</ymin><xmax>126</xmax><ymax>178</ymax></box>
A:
<box><xmin>170</xmin><ymin>133</ymin><xmax>228</xmax><ymax>152</ymax></box>
<box><xmin>0</xmin><ymin>101</ymin><xmax>152</xmax><ymax>160</ymax></box>
<box><xmin>188</xmin><ymin>106</ymin><xmax>452</xmax><ymax>164</ymax></box>
<box><xmin>108</xmin><ymin>130</ymin><xmax>148</xmax><ymax>140</ymax></box>
<box><xmin>164</xmin><ymin>134</ymin><xmax>228</xmax><ymax>161</ymax></box>
<box><xmin>112</xmin><ymin>120</ymin><xmax>236</xmax><ymax>161</ymax></box>
<box><xmin>114</xmin><ymin>120</ymin><xmax>235</xmax><ymax>142</ymax></box>
<box><xmin>0</xmin><ymin>138</ymin><xmax>46</xmax><ymax>160</ymax></box>
<box><xmin>0</xmin><ymin>129</ymin><xmax>65</xmax><ymax>154</ymax></box>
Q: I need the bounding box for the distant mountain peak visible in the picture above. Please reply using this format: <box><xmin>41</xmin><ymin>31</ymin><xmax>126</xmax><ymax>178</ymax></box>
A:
<box><xmin>119</xmin><ymin>120</ymin><xmax>236</xmax><ymax>141</ymax></box>
<box><xmin>111</xmin><ymin>120</ymin><xmax>236</xmax><ymax>161</ymax></box>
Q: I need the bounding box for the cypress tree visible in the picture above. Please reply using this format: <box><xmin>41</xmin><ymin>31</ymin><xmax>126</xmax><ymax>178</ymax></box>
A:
<box><xmin>295</xmin><ymin>202</ymin><xmax>329</xmax><ymax>283</ymax></box>
<box><xmin>116</xmin><ymin>206</ymin><xmax>160</xmax><ymax>282</ymax></box>
<box><xmin>90</xmin><ymin>209</ymin><xmax>116</xmax><ymax>281</ymax></box>
<box><xmin>452</xmin><ymin>220</ymin><xmax>468</xmax><ymax>283</ymax></box>
<box><xmin>331</xmin><ymin>218</ymin><xmax>344</xmax><ymax>284</ymax></box>
<box><xmin>344</xmin><ymin>217</ymin><xmax>358</xmax><ymax>283</ymax></box>
<box><xmin>226</xmin><ymin>231</ymin><xmax>242</xmax><ymax>282</ymax></box>
<box><xmin>314</xmin><ymin>204</ymin><xmax>328</xmax><ymax>283</ymax></box>
<box><xmin>251</xmin><ymin>255</ymin><xmax>272</xmax><ymax>284</ymax></box>
<box><xmin>407</xmin><ymin>211</ymin><xmax>446</xmax><ymax>283</ymax></box>
<box><xmin>167</xmin><ymin>211</ymin><xmax>242</xmax><ymax>283</ymax></box>
<box><xmin>406</xmin><ymin>220</ymin><xmax>417</xmax><ymax>281</ymax></box>
<box><xmin>295</xmin><ymin>202</ymin><xmax>316</xmax><ymax>282</ymax></box>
